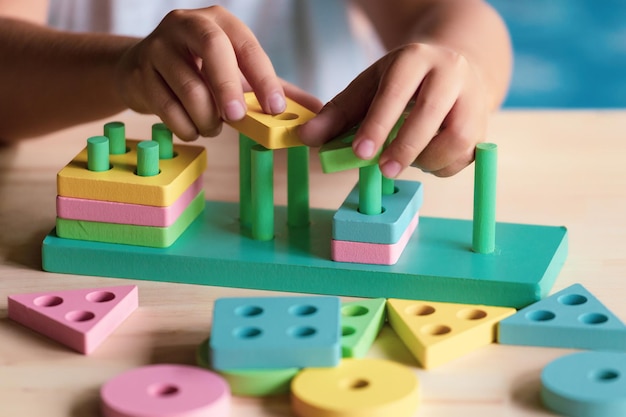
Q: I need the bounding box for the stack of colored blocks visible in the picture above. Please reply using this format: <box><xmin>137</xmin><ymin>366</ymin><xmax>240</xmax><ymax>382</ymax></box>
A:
<box><xmin>55</xmin><ymin>122</ymin><xmax>207</xmax><ymax>248</ymax></box>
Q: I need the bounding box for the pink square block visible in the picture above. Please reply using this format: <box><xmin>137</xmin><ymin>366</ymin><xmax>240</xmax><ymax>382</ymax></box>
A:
<box><xmin>331</xmin><ymin>213</ymin><xmax>419</xmax><ymax>265</ymax></box>
<box><xmin>56</xmin><ymin>177</ymin><xmax>203</xmax><ymax>227</ymax></box>
<box><xmin>8</xmin><ymin>285</ymin><xmax>138</xmax><ymax>354</ymax></box>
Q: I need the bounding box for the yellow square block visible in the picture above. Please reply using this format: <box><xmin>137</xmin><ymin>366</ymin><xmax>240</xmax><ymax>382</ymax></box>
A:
<box><xmin>386</xmin><ymin>298</ymin><xmax>515</xmax><ymax>369</ymax></box>
<box><xmin>226</xmin><ymin>92</ymin><xmax>316</xmax><ymax>149</ymax></box>
<box><xmin>57</xmin><ymin>140</ymin><xmax>206</xmax><ymax>207</ymax></box>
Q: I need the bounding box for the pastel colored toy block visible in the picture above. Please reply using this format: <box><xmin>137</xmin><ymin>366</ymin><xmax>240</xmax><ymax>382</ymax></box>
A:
<box><xmin>541</xmin><ymin>351</ymin><xmax>626</xmax><ymax>417</ymax></box>
<box><xmin>333</xmin><ymin>180</ymin><xmax>423</xmax><ymax>244</ymax></box>
<box><xmin>56</xmin><ymin>191</ymin><xmax>204</xmax><ymax>248</ymax></box>
<box><xmin>319</xmin><ymin>125</ymin><xmax>379</xmax><ymax>174</ymax></box>
<box><xmin>101</xmin><ymin>364</ymin><xmax>230</xmax><ymax>417</ymax></box>
<box><xmin>225</xmin><ymin>92</ymin><xmax>315</xmax><ymax>150</ymax></box>
<box><xmin>210</xmin><ymin>296</ymin><xmax>341</xmax><ymax>370</ymax></box>
<box><xmin>196</xmin><ymin>338</ymin><xmax>299</xmax><ymax>397</ymax></box>
<box><xmin>331</xmin><ymin>212</ymin><xmax>418</xmax><ymax>265</ymax></box>
<box><xmin>42</xmin><ymin>201</ymin><xmax>568</xmax><ymax>309</ymax></box>
<box><xmin>56</xmin><ymin>177</ymin><xmax>203</xmax><ymax>227</ymax></box>
<box><xmin>341</xmin><ymin>298</ymin><xmax>386</xmax><ymax>358</ymax></box>
<box><xmin>291</xmin><ymin>358</ymin><xmax>420</xmax><ymax>417</ymax></box>
<box><xmin>386</xmin><ymin>298</ymin><xmax>515</xmax><ymax>369</ymax></box>
<box><xmin>497</xmin><ymin>283</ymin><xmax>626</xmax><ymax>350</ymax></box>
<box><xmin>7</xmin><ymin>285</ymin><xmax>137</xmax><ymax>354</ymax></box>
<box><xmin>57</xmin><ymin>139</ymin><xmax>206</xmax><ymax>206</ymax></box>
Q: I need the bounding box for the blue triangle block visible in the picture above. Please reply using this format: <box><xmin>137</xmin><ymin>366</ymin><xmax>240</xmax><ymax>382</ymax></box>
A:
<box><xmin>498</xmin><ymin>284</ymin><xmax>626</xmax><ymax>351</ymax></box>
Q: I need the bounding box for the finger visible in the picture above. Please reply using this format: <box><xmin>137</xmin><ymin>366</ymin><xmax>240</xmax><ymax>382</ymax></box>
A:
<box><xmin>143</xmin><ymin>67</ymin><xmax>199</xmax><ymax>141</ymax></box>
<box><xmin>211</xmin><ymin>7</ymin><xmax>286</xmax><ymax>115</ymax></box>
<box><xmin>298</xmin><ymin>64</ymin><xmax>382</xmax><ymax>147</ymax></box>
<box><xmin>153</xmin><ymin>49</ymin><xmax>221</xmax><ymax>137</ymax></box>
<box><xmin>282</xmin><ymin>80</ymin><xmax>324</xmax><ymax>113</ymax></box>
<box><xmin>352</xmin><ymin>49</ymin><xmax>429</xmax><ymax>161</ymax></box>
<box><xmin>429</xmin><ymin>148</ymin><xmax>476</xmax><ymax>177</ymax></box>
<box><xmin>379</xmin><ymin>65</ymin><xmax>462</xmax><ymax>178</ymax></box>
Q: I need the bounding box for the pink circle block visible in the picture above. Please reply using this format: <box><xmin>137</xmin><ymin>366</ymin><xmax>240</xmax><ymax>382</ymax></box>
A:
<box><xmin>101</xmin><ymin>364</ymin><xmax>231</xmax><ymax>417</ymax></box>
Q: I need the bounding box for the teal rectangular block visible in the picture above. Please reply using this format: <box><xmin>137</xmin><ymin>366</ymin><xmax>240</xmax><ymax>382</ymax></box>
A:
<box><xmin>42</xmin><ymin>200</ymin><xmax>568</xmax><ymax>309</ymax></box>
<box><xmin>333</xmin><ymin>180</ymin><xmax>423</xmax><ymax>244</ymax></box>
<box><xmin>210</xmin><ymin>296</ymin><xmax>341</xmax><ymax>370</ymax></box>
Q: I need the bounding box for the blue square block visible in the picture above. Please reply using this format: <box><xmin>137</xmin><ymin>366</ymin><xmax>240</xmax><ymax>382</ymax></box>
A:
<box><xmin>210</xmin><ymin>296</ymin><xmax>341</xmax><ymax>370</ymax></box>
<box><xmin>333</xmin><ymin>180</ymin><xmax>423</xmax><ymax>244</ymax></box>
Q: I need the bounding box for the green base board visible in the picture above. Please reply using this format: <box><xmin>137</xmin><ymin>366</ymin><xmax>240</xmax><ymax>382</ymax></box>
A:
<box><xmin>42</xmin><ymin>200</ymin><xmax>568</xmax><ymax>309</ymax></box>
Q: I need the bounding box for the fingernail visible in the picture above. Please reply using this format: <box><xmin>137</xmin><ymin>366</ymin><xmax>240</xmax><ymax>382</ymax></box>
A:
<box><xmin>354</xmin><ymin>138</ymin><xmax>376</xmax><ymax>160</ymax></box>
<box><xmin>381</xmin><ymin>160</ymin><xmax>402</xmax><ymax>178</ymax></box>
<box><xmin>225</xmin><ymin>100</ymin><xmax>246</xmax><ymax>121</ymax></box>
<box><xmin>269</xmin><ymin>93</ymin><xmax>286</xmax><ymax>114</ymax></box>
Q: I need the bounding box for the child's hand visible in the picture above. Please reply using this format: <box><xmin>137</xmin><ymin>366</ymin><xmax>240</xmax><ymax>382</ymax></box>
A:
<box><xmin>298</xmin><ymin>43</ymin><xmax>489</xmax><ymax>178</ymax></box>
<box><xmin>114</xmin><ymin>6</ymin><xmax>288</xmax><ymax>141</ymax></box>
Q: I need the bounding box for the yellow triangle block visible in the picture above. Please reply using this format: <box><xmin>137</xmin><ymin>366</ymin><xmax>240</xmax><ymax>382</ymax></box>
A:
<box><xmin>386</xmin><ymin>298</ymin><xmax>515</xmax><ymax>369</ymax></box>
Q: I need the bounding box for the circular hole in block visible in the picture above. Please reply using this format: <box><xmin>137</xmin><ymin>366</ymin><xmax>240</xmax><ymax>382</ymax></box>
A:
<box><xmin>235</xmin><ymin>305</ymin><xmax>264</xmax><ymax>317</ymax></box>
<box><xmin>233</xmin><ymin>326</ymin><xmax>262</xmax><ymax>339</ymax></box>
<box><xmin>289</xmin><ymin>304</ymin><xmax>318</xmax><ymax>317</ymax></box>
<box><xmin>525</xmin><ymin>310</ymin><xmax>556</xmax><ymax>322</ymax></box>
<box><xmin>148</xmin><ymin>383</ymin><xmax>180</xmax><ymax>397</ymax></box>
<box><xmin>589</xmin><ymin>368</ymin><xmax>620</xmax><ymax>383</ymax></box>
<box><xmin>558</xmin><ymin>294</ymin><xmax>588</xmax><ymax>306</ymax></box>
<box><xmin>579</xmin><ymin>312</ymin><xmax>609</xmax><ymax>325</ymax></box>
<box><xmin>342</xmin><ymin>326</ymin><xmax>356</xmax><ymax>337</ymax></box>
<box><xmin>457</xmin><ymin>308</ymin><xmax>487</xmax><ymax>320</ymax></box>
<box><xmin>86</xmin><ymin>291</ymin><xmax>116</xmax><ymax>303</ymax></box>
<box><xmin>288</xmin><ymin>326</ymin><xmax>317</xmax><ymax>338</ymax></box>
<box><xmin>341</xmin><ymin>305</ymin><xmax>369</xmax><ymax>317</ymax></box>
<box><xmin>33</xmin><ymin>295</ymin><xmax>63</xmax><ymax>307</ymax></box>
<box><xmin>65</xmin><ymin>310</ymin><xmax>96</xmax><ymax>322</ymax></box>
<box><xmin>407</xmin><ymin>304</ymin><xmax>435</xmax><ymax>316</ymax></box>
<box><xmin>273</xmin><ymin>112</ymin><xmax>298</xmax><ymax>121</ymax></box>
<box><xmin>357</xmin><ymin>206</ymin><xmax>386</xmax><ymax>215</ymax></box>
<box><xmin>340</xmin><ymin>378</ymin><xmax>370</xmax><ymax>390</ymax></box>
<box><xmin>421</xmin><ymin>324</ymin><xmax>451</xmax><ymax>336</ymax></box>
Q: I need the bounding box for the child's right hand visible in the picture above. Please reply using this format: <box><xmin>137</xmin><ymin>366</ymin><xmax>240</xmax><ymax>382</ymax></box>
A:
<box><xmin>114</xmin><ymin>6</ymin><xmax>288</xmax><ymax>141</ymax></box>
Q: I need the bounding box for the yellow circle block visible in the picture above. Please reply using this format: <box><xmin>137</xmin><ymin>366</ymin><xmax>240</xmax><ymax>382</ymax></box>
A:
<box><xmin>291</xmin><ymin>358</ymin><xmax>420</xmax><ymax>417</ymax></box>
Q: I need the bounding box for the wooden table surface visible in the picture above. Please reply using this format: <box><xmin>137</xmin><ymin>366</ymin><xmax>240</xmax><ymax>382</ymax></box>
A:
<box><xmin>1</xmin><ymin>109</ymin><xmax>625</xmax><ymax>416</ymax></box>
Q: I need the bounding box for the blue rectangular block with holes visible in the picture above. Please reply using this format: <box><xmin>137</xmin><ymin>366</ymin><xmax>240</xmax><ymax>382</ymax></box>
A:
<box><xmin>210</xmin><ymin>296</ymin><xmax>341</xmax><ymax>370</ymax></box>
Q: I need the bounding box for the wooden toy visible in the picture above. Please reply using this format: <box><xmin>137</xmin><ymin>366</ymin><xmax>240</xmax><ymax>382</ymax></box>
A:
<box><xmin>42</xmin><ymin>105</ymin><xmax>568</xmax><ymax>309</ymax></box>
<box><xmin>209</xmin><ymin>296</ymin><xmax>341</xmax><ymax>370</ymax></box>
<box><xmin>56</xmin><ymin>177</ymin><xmax>203</xmax><ymax>227</ymax></box>
<box><xmin>498</xmin><ymin>283</ymin><xmax>626</xmax><ymax>350</ymax></box>
<box><xmin>7</xmin><ymin>285</ymin><xmax>137</xmax><ymax>354</ymax></box>
<box><xmin>541</xmin><ymin>351</ymin><xmax>626</xmax><ymax>417</ymax></box>
<box><xmin>291</xmin><ymin>358</ymin><xmax>420</xmax><ymax>417</ymax></box>
<box><xmin>340</xmin><ymin>298</ymin><xmax>387</xmax><ymax>358</ymax></box>
<box><xmin>386</xmin><ymin>298</ymin><xmax>515</xmax><ymax>369</ymax></box>
<box><xmin>196</xmin><ymin>338</ymin><xmax>299</xmax><ymax>397</ymax></box>
<box><xmin>100</xmin><ymin>364</ymin><xmax>230</xmax><ymax>417</ymax></box>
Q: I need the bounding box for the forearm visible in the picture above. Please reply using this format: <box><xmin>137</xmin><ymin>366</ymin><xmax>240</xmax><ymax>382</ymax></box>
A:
<box><xmin>359</xmin><ymin>0</ymin><xmax>512</xmax><ymax>110</ymax></box>
<box><xmin>0</xmin><ymin>18</ymin><xmax>138</xmax><ymax>143</ymax></box>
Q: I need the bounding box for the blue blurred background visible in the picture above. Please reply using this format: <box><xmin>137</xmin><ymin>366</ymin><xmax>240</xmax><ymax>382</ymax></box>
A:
<box><xmin>487</xmin><ymin>0</ymin><xmax>626</xmax><ymax>108</ymax></box>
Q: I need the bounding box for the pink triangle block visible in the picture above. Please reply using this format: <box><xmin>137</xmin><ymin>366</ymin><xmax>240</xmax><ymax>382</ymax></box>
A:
<box><xmin>8</xmin><ymin>285</ymin><xmax>138</xmax><ymax>354</ymax></box>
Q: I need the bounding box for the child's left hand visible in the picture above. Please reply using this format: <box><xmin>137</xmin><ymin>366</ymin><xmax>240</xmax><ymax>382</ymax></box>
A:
<box><xmin>298</xmin><ymin>42</ymin><xmax>489</xmax><ymax>178</ymax></box>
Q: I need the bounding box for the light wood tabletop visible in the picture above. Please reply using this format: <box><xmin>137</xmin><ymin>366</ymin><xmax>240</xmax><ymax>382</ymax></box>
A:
<box><xmin>1</xmin><ymin>109</ymin><xmax>625</xmax><ymax>417</ymax></box>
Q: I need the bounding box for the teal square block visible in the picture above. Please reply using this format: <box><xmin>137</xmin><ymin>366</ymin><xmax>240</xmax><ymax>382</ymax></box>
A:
<box><xmin>210</xmin><ymin>296</ymin><xmax>341</xmax><ymax>370</ymax></box>
<box><xmin>333</xmin><ymin>180</ymin><xmax>423</xmax><ymax>244</ymax></box>
<box><xmin>42</xmin><ymin>200</ymin><xmax>568</xmax><ymax>309</ymax></box>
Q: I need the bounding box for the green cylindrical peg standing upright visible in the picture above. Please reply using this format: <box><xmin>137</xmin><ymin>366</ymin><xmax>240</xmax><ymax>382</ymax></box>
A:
<box><xmin>382</xmin><ymin>176</ymin><xmax>395</xmax><ymax>195</ymax></box>
<box><xmin>152</xmin><ymin>123</ymin><xmax>173</xmax><ymax>159</ymax></box>
<box><xmin>287</xmin><ymin>146</ymin><xmax>310</xmax><ymax>228</ymax></box>
<box><xmin>239</xmin><ymin>134</ymin><xmax>255</xmax><ymax>229</ymax></box>
<box><xmin>359</xmin><ymin>164</ymin><xmax>382</xmax><ymax>215</ymax></box>
<box><xmin>472</xmin><ymin>142</ymin><xmax>498</xmax><ymax>254</ymax></box>
<box><xmin>87</xmin><ymin>136</ymin><xmax>110</xmax><ymax>172</ymax></box>
<box><xmin>251</xmin><ymin>144</ymin><xmax>274</xmax><ymax>241</ymax></box>
<box><xmin>136</xmin><ymin>141</ymin><xmax>160</xmax><ymax>177</ymax></box>
<box><xmin>104</xmin><ymin>121</ymin><xmax>126</xmax><ymax>155</ymax></box>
